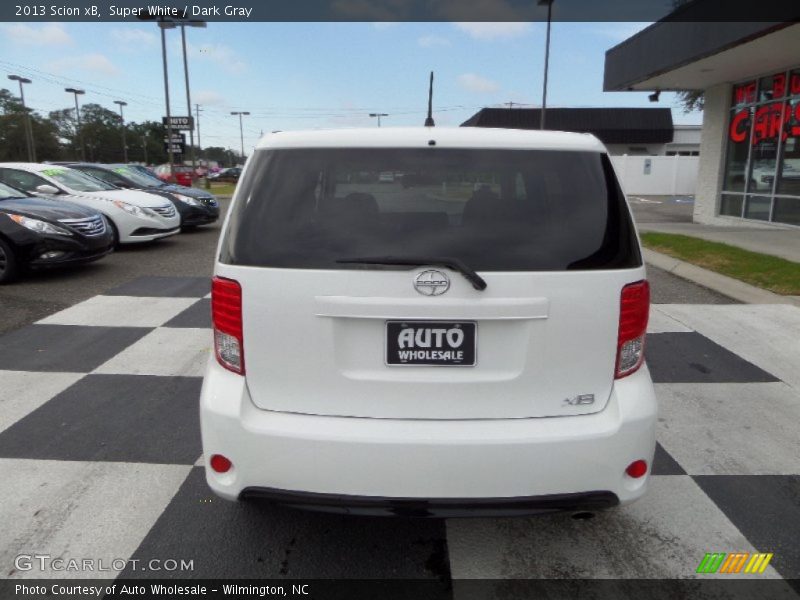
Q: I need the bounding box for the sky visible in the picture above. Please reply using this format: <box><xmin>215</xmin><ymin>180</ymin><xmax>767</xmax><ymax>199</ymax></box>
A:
<box><xmin>0</xmin><ymin>21</ymin><xmax>702</xmax><ymax>154</ymax></box>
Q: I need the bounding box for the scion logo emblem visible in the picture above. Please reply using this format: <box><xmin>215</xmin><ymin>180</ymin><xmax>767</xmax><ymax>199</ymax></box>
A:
<box><xmin>414</xmin><ymin>270</ymin><xmax>450</xmax><ymax>296</ymax></box>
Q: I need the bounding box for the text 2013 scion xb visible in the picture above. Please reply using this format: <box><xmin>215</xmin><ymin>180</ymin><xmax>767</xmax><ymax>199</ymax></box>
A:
<box><xmin>201</xmin><ymin>127</ymin><xmax>656</xmax><ymax>517</ymax></box>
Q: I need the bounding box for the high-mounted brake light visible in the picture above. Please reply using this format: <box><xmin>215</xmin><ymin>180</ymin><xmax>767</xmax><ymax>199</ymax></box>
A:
<box><xmin>212</xmin><ymin>276</ymin><xmax>245</xmax><ymax>374</ymax></box>
<box><xmin>615</xmin><ymin>280</ymin><xmax>649</xmax><ymax>379</ymax></box>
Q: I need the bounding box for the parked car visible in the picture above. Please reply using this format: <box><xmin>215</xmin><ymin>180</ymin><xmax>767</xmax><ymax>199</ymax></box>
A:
<box><xmin>154</xmin><ymin>164</ymin><xmax>194</xmax><ymax>187</ymax></box>
<box><xmin>0</xmin><ymin>164</ymin><xmax>180</xmax><ymax>245</ymax></box>
<box><xmin>201</xmin><ymin>127</ymin><xmax>656</xmax><ymax>516</ymax></box>
<box><xmin>0</xmin><ymin>181</ymin><xmax>113</xmax><ymax>283</ymax></box>
<box><xmin>53</xmin><ymin>163</ymin><xmax>219</xmax><ymax>228</ymax></box>
<box><xmin>207</xmin><ymin>167</ymin><xmax>241</xmax><ymax>183</ymax></box>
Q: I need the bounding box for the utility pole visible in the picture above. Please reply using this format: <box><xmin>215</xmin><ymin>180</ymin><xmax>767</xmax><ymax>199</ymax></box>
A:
<box><xmin>195</xmin><ymin>104</ymin><xmax>203</xmax><ymax>153</ymax></box>
<box><xmin>158</xmin><ymin>20</ymin><xmax>176</xmax><ymax>175</ymax></box>
<box><xmin>504</xmin><ymin>101</ymin><xmax>515</xmax><ymax>109</ymax></box>
<box><xmin>179</xmin><ymin>20</ymin><xmax>205</xmax><ymax>178</ymax></box>
<box><xmin>369</xmin><ymin>112</ymin><xmax>388</xmax><ymax>127</ymax></box>
<box><xmin>538</xmin><ymin>0</ymin><xmax>555</xmax><ymax>130</ymax></box>
<box><xmin>8</xmin><ymin>75</ymin><xmax>35</xmax><ymax>162</ymax></box>
<box><xmin>113</xmin><ymin>100</ymin><xmax>128</xmax><ymax>163</ymax></box>
<box><xmin>142</xmin><ymin>135</ymin><xmax>149</xmax><ymax>164</ymax></box>
<box><xmin>65</xmin><ymin>87</ymin><xmax>85</xmax><ymax>160</ymax></box>
<box><xmin>230</xmin><ymin>111</ymin><xmax>249</xmax><ymax>164</ymax></box>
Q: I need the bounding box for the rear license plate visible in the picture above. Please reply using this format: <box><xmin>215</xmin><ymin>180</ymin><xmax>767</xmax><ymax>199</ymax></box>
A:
<box><xmin>386</xmin><ymin>321</ymin><xmax>476</xmax><ymax>366</ymax></box>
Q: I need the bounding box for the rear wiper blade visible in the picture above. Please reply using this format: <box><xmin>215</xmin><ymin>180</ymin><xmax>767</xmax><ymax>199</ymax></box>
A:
<box><xmin>336</xmin><ymin>255</ymin><xmax>487</xmax><ymax>291</ymax></box>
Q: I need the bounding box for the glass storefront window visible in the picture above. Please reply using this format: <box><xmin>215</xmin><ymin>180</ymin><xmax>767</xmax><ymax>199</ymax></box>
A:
<box><xmin>777</xmin><ymin>99</ymin><xmax>800</xmax><ymax>197</ymax></box>
<box><xmin>758</xmin><ymin>72</ymin><xmax>787</xmax><ymax>102</ymax></box>
<box><xmin>721</xmin><ymin>67</ymin><xmax>800</xmax><ymax>226</ymax></box>
<box><xmin>773</xmin><ymin>197</ymin><xmax>800</xmax><ymax>225</ymax></box>
<box><xmin>723</xmin><ymin>107</ymin><xmax>750</xmax><ymax>192</ymax></box>
<box><xmin>719</xmin><ymin>194</ymin><xmax>743</xmax><ymax>217</ymax></box>
<box><xmin>744</xmin><ymin>196</ymin><xmax>772</xmax><ymax>220</ymax></box>
<box><xmin>732</xmin><ymin>81</ymin><xmax>757</xmax><ymax>107</ymax></box>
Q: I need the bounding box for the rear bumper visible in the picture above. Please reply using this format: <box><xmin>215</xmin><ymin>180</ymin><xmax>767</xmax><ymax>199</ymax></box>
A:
<box><xmin>240</xmin><ymin>487</ymin><xmax>618</xmax><ymax>518</ymax></box>
<box><xmin>200</xmin><ymin>361</ymin><xmax>657</xmax><ymax>513</ymax></box>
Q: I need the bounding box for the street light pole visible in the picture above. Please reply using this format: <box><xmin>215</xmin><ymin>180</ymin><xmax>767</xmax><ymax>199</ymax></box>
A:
<box><xmin>113</xmin><ymin>100</ymin><xmax>128</xmax><ymax>163</ymax></box>
<box><xmin>158</xmin><ymin>20</ymin><xmax>177</xmax><ymax>175</ymax></box>
<box><xmin>180</xmin><ymin>20</ymin><xmax>206</xmax><ymax>178</ymax></box>
<box><xmin>230</xmin><ymin>111</ymin><xmax>249</xmax><ymax>163</ymax></box>
<box><xmin>195</xmin><ymin>104</ymin><xmax>203</xmax><ymax>152</ymax></box>
<box><xmin>538</xmin><ymin>0</ymin><xmax>554</xmax><ymax>130</ymax></box>
<box><xmin>8</xmin><ymin>75</ymin><xmax>35</xmax><ymax>162</ymax></box>
<box><xmin>65</xmin><ymin>87</ymin><xmax>85</xmax><ymax>160</ymax></box>
<box><xmin>369</xmin><ymin>112</ymin><xmax>388</xmax><ymax>127</ymax></box>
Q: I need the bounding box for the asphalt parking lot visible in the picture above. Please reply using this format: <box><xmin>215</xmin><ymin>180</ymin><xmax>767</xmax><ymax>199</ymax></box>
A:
<box><xmin>1</xmin><ymin>194</ymin><xmax>799</xmax><ymax>594</ymax></box>
<box><xmin>0</xmin><ymin>199</ymin><xmax>230</xmax><ymax>336</ymax></box>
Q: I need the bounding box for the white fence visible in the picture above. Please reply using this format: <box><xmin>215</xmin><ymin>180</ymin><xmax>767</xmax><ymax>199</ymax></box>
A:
<box><xmin>611</xmin><ymin>155</ymin><xmax>699</xmax><ymax>196</ymax></box>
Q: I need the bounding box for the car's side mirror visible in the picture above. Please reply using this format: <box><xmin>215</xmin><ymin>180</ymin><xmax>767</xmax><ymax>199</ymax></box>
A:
<box><xmin>35</xmin><ymin>184</ymin><xmax>60</xmax><ymax>195</ymax></box>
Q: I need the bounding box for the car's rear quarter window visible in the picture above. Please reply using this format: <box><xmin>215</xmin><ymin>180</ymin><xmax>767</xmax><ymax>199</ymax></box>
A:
<box><xmin>220</xmin><ymin>148</ymin><xmax>641</xmax><ymax>271</ymax></box>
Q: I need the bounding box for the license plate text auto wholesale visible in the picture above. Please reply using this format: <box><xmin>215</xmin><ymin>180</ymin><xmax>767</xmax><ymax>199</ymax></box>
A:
<box><xmin>386</xmin><ymin>321</ymin><xmax>476</xmax><ymax>366</ymax></box>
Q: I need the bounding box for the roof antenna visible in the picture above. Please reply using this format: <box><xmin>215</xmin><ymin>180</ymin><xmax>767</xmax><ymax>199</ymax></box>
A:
<box><xmin>424</xmin><ymin>71</ymin><xmax>435</xmax><ymax>127</ymax></box>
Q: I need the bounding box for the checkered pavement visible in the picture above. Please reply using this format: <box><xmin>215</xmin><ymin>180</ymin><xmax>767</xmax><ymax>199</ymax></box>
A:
<box><xmin>1</xmin><ymin>276</ymin><xmax>799</xmax><ymax>587</ymax></box>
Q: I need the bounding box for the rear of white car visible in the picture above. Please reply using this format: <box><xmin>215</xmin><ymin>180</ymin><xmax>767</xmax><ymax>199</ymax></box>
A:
<box><xmin>201</xmin><ymin>128</ymin><xmax>656</xmax><ymax>517</ymax></box>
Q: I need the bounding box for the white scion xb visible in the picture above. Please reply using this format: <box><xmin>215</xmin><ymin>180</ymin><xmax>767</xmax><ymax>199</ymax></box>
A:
<box><xmin>0</xmin><ymin>163</ymin><xmax>180</xmax><ymax>244</ymax></box>
<box><xmin>201</xmin><ymin>127</ymin><xmax>657</xmax><ymax>517</ymax></box>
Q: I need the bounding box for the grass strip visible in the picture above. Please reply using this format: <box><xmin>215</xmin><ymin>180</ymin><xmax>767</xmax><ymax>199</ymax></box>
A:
<box><xmin>641</xmin><ymin>232</ymin><xmax>800</xmax><ymax>295</ymax></box>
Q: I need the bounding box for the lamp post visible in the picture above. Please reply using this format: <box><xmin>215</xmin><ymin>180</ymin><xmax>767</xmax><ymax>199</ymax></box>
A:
<box><xmin>113</xmin><ymin>100</ymin><xmax>128</xmax><ymax>163</ymax></box>
<box><xmin>230</xmin><ymin>111</ymin><xmax>249</xmax><ymax>164</ymax></box>
<box><xmin>538</xmin><ymin>0</ymin><xmax>554</xmax><ymax>130</ymax></box>
<box><xmin>65</xmin><ymin>87</ymin><xmax>85</xmax><ymax>160</ymax></box>
<box><xmin>179</xmin><ymin>20</ymin><xmax>206</xmax><ymax>178</ymax></box>
<box><xmin>158</xmin><ymin>20</ymin><xmax>177</xmax><ymax>175</ymax></box>
<box><xmin>8</xmin><ymin>75</ymin><xmax>35</xmax><ymax>162</ymax></box>
<box><xmin>369</xmin><ymin>112</ymin><xmax>388</xmax><ymax>127</ymax></box>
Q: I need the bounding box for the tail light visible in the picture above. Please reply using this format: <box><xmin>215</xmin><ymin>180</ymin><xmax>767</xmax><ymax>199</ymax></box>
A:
<box><xmin>615</xmin><ymin>280</ymin><xmax>649</xmax><ymax>379</ymax></box>
<box><xmin>212</xmin><ymin>276</ymin><xmax>245</xmax><ymax>374</ymax></box>
<box><xmin>625</xmin><ymin>460</ymin><xmax>648</xmax><ymax>478</ymax></box>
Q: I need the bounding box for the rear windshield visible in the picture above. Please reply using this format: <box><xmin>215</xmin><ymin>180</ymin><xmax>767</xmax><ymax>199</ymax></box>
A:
<box><xmin>220</xmin><ymin>148</ymin><xmax>640</xmax><ymax>271</ymax></box>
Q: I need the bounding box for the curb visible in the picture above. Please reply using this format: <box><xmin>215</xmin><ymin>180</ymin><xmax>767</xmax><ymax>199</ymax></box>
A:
<box><xmin>643</xmin><ymin>248</ymin><xmax>800</xmax><ymax>307</ymax></box>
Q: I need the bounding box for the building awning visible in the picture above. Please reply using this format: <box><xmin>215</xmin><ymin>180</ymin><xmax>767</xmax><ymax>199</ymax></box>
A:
<box><xmin>461</xmin><ymin>107</ymin><xmax>674</xmax><ymax>144</ymax></box>
<box><xmin>604</xmin><ymin>6</ymin><xmax>799</xmax><ymax>92</ymax></box>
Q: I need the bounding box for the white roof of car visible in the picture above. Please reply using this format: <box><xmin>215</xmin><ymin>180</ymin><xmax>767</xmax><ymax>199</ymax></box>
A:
<box><xmin>255</xmin><ymin>127</ymin><xmax>606</xmax><ymax>152</ymax></box>
<box><xmin>0</xmin><ymin>162</ymin><xmax>70</xmax><ymax>172</ymax></box>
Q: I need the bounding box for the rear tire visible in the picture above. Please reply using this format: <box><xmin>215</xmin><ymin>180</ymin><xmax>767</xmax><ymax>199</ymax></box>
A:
<box><xmin>0</xmin><ymin>237</ymin><xmax>19</xmax><ymax>284</ymax></box>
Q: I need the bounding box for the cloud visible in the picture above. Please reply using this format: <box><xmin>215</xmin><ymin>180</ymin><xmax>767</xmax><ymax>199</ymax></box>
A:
<box><xmin>49</xmin><ymin>53</ymin><xmax>120</xmax><ymax>77</ymax></box>
<box><xmin>109</xmin><ymin>28</ymin><xmax>157</xmax><ymax>47</ymax></box>
<box><xmin>458</xmin><ymin>73</ymin><xmax>499</xmax><ymax>94</ymax></box>
<box><xmin>418</xmin><ymin>35</ymin><xmax>450</xmax><ymax>48</ymax></box>
<box><xmin>195</xmin><ymin>90</ymin><xmax>226</xmax><ymax>106</ymax></box>
<box><xmin>2</xmin><ymin>23</ymin><xmax>73</xmax><ymax>45</ymax></box>
<box><xmin>454</xmin><ymin>22</ymin><xmax>532</xmax><ymax>41</ymax></box>
<box><xmin>183</xmin><ymin>40</ymin><xmax>247</xmax><ymax>75</ymax></box>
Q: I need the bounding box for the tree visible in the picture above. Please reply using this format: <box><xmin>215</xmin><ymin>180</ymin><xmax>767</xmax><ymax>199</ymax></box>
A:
<box><xmin>0</xmin><ymin>88</ymin><xmax>61</xmax><ymax>161</ymax></box>
<box><xmin>128</xmin><ymin>121</ymin><xmax>168</xmax><ymax>165</ymax></box>
<box><xmin>676</xmin><ymin>90</ymin><xmax>704</xmax><ymax>113</ymax></box>
<box><xmin>200</xmin><ymin>146</ymin><xmax>235</xmax><ymax>166</ymax></box>
<box><xmin>49</xmin><ymin>103</ymin><xmax>136</xmax><ymax>162</ymax></box>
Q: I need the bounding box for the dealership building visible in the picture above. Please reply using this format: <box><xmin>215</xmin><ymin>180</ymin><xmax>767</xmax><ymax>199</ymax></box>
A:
<box><xmin>605</xmin><ymin>20</ymin><xmax>800</xmax><ymax>228</ymax></box>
